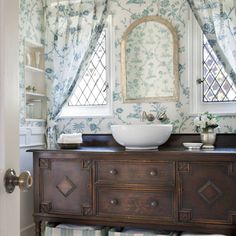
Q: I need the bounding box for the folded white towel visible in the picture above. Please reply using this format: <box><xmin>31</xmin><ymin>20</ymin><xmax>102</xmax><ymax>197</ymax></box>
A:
<box><xmin>122</xmin><ymin>228</ymin><xmax>177</xmax><ymax>236</ymax></box>
<box><xmin>57</xmin><ymin>133</ymin><xmax>83</xmax><ymax>144</ymax></box>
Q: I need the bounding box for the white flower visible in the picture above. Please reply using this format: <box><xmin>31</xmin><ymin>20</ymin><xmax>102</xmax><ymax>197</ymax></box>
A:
<box><xmin>208</xmin><ymin>118</ymin><xmax>217</xmax><ymax>126</ymax></box>
<box><xmin>200</xmin><ymin>120</ymin><xmax>207</xmax><ymax>129</ymax></box>
<box><xmin>194</xmin><ymin>112</ymin><xmax>219</xmax><ymax>131</ymax></box>
<box><xmin>193</xmin><ymin>116</ymin><xmax>200</xmax><ymax>126</ymax></box>
<box><xmin>201</xmin><ymin>114</ymin><xmax>208</xmax><ymax>123</ymax></box>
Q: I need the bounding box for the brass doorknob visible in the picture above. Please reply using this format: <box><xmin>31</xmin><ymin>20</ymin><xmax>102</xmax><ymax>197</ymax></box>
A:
<box><xmin>4</xmin><ymin>168</ymin><xmax>33</xmax><ymax>193</ymax></box>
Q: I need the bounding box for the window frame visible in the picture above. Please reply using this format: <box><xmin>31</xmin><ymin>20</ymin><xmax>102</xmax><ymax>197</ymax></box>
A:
<box><xmin>59</xmin><ymin>15</ymin><xmax>114</xmax><ymax>118</ymax></box>
<box><xmin>188</xmin><ymin>10</ymin><xmax>236</xmax><ymax>116</ymax></box>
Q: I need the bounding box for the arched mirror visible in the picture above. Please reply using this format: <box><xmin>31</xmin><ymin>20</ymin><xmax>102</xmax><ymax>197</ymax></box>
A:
<box><xmin>121</xmin><ymin>15</ymin><xmax>179</xmax><ymax>102</ymax></box>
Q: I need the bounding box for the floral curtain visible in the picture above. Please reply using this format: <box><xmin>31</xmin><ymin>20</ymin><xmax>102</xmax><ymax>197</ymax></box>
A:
<box><xmin>187</xmin><ymin>0</ymin><xmax>236</xmax><ymax>83</ymax></box>
<box><xmin>44</xmin><ymin>0</ymin><xmax>108</xmax><ymax>147</ymax></box>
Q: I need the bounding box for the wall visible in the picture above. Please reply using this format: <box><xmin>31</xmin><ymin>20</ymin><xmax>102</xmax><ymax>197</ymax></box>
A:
<box><xmin>20</xmin><ymin>127</ymin><xmax>45</xmax><ymax>236</ymax></box>
<box><xmin>19</xmin><ymin>0</ymin><xmax>236</xmax><ymax>135</ymax></box>
<box><xmin>19</xmin><ymin>0</ymin><xmax>45</xmax><ymax>128</ymax></box>
<box><xmin>19</xmin><ymin>1</ymin><xmax>45</xmax><ymax>236</ymax></box>
<box><xmin>55</xmin><ymin>0</ymin><xmax>236</xmax><ymax>136</ymax></box>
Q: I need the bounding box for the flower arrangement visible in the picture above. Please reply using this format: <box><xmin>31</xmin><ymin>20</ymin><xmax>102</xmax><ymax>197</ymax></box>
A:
<box><xmin>194</xmin><ymin>112</ymin><xmax>219</xmax><ymax>133</ymax></box>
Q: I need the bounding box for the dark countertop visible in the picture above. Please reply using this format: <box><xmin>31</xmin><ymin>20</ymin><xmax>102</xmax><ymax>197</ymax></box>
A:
<box><xmin>28</xmin><ymin>146</ymin><xmax>236</xmax><ymax>154</ymax></box>
<box><xmin>28</xmin><ymin>133</ymin><xmax>236</xmax><ymax>156</ymax></box>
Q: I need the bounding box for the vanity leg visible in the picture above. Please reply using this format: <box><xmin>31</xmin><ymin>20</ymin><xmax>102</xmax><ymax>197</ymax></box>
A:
<box><xmin>35</xmin><ymin>221</ymin><xmax>41</xmax><ymax>236</ymax></box>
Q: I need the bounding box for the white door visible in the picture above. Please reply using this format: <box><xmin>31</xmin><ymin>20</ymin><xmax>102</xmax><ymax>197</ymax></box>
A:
<box><xmin>0</xmin><ymin>0</ymin><xmax>20</xmax><ymax>235</ymax></box>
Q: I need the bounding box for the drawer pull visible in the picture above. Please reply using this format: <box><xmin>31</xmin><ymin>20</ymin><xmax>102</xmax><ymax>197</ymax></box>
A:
<box><xmin>110</xmin><ymin>199</ymin><xmax>118</xmax><ymax>205</ymax></box>
<box><xmin>151</xmin><ymin>201</ymin><xmax>159</xmax><ymax>207</ymax></box>
<box><xmin>150</xmin><ymin>170</ymin><xmax>158</xmax><ymax>176</ymax></box>
<box><xmin>109</xmin><ymin>169</ymin><xmax>118</xmax><ymax>175</ymax></box>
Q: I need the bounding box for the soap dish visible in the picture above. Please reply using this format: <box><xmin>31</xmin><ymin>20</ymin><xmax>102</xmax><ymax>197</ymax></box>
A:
<box><xmin>183</xmin><ymin>142</ymin><xmax>203</xmax><ymax>149</ymax></box>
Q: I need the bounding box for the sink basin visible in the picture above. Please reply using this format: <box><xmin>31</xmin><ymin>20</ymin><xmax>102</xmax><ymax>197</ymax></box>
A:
<box><xmin>111</xmin><ymin>124</ymin><xmax>172</xmax><ymax>149</ymax></box>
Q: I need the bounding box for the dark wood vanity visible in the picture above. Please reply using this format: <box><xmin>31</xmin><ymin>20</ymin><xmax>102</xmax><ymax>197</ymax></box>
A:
<box><xmin>31</xmin><ymin>134</ymin><xmax>236</xmax><ymax>236</ymax></box>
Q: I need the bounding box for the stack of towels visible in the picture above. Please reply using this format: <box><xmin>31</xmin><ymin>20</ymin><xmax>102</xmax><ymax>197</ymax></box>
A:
<box><xmin>180</xmin><ymin>233</ymin><xmax>227</xmax><ymax>236</ymax></box>
<box><xmin>57</xmin><ymin>133</ymin><xmax>83</xmax><ymax>144</ymax></box>
<box><xmin>45</xmin><ymin>224</ymin><xmax>107</xmax><ymax>236</ymax></box>
<box><xmin>109</xmin><ymin>227</ymin><xmax>178</xmax><ymax>236</ymax></box>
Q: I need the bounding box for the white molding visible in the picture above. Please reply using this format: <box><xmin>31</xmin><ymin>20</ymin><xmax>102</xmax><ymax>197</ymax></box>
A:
<box><xmin>20</xmin><ymin>143</ymin><xmax>45</xmax><ymax>148</ymax></box>
<box><xmin>0</xmin><ymin>1</ymin><xmax>20</xmax><ymax>235</ymax></box>
<box><xmin>106</xmin><ymin>14</ymin><xmax>114</xmax><ymax>117</ymax></box>
<box><xmin>20</xmin><ymin>223</ymin><xmax>34</xmax><ymax>233</ymax></box>
<box><xmin>188</xmin><ymin>10</ymin><xmax>202</xmax><ymax>115</ymax></box>
<box><xmin>20</xmin><ymin>127</ymin><xmax>45</xmax><ymax>135</ymax></box>
<box><xmin>25</xmin><ymin>38</ymin><xmax>43</xmax><ymax>48</ymax></box>
<box><xmin>20</xmin><ymin>127</ymin><xmax>45</xmax><ymax>148</ymax></box>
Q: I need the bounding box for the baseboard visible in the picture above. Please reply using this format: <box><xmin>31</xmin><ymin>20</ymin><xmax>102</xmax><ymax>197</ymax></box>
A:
<box><xmin>21</xmin><ymin>223</ymin><xmax>34</xmax><ymax>236</ymax></box>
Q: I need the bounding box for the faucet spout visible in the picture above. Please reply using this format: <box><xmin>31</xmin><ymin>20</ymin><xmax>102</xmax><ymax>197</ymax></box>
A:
<box><xmin>157</xmin><ymin>111</ymin><xmax>167</xmax><ymax>121</ymax></box>
<box><xmin>141</xmin><ymin>111</ymin><xmax>155</xmax><ymax>122</ymax></box>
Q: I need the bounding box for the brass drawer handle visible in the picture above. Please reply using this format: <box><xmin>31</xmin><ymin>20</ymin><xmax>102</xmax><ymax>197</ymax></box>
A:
<box><xmin>109</xmin><ymin>169</ymin><xmax>118</xmax><ymax>175</ymax></box>
<box><xmin>110</xmin><ymin>199</ymin><xmax>118</xmax><ymax>205</ymax></box>
<box><xmin>150</xmin><ymin>170</ymin><xmax>158</xmax><ymax>176</ymax></box>
<box><xmin>151</xmin><ymin>201</ymin><xmax>159</xmax><ymax>207</ymax></box>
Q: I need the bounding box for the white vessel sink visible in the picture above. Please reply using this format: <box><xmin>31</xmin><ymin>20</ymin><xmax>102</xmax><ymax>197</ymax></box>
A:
<box><xmin>111</xmin><ymin>124</ymin><xmax>172</xmax><ymax>149</ymax></box>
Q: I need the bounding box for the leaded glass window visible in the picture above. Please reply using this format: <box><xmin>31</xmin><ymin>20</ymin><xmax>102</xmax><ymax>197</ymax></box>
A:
<box><xmin>68</xmin><ymin>29</ymin><xmax>108</xmax><ymax>106</ymax></box>
<box><xmin>202</xmin><ymin>35</ymin><xmax>236</xmax><ymax>102</ymax></box>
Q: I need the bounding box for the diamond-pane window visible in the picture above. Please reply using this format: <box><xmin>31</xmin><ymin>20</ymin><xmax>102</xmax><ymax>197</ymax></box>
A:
<box><xmin>202</xmin><ymin>35</ymin><xmax>236</xmax><ymax>102</ymax></box>
<box><xmin>68</xmin><ymin>29</ymin><xmax>108</xmax><ymax>106</ymax></box>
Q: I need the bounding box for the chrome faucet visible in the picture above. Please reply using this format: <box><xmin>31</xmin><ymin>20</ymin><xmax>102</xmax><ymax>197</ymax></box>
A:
<box><xmin>141</xmin><ymin>111</ymin><xmax>155</xmax><ymax>122</ymax></box>
<box><xmin>141</xmin><ymin>110</ymin><xmax>168</xmax><ymax>122</ymax></box>
<box><xmin>157</xmin><ymin>111</ymin><xmax>167</xmax><ymax>121</ymax></box>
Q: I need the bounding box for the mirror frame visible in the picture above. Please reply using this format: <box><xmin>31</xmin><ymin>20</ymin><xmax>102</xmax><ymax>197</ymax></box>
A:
<box><xmin>120</xmin><ymin>15</ymin><xmax>179</xmax><ymax>103</ymax></box>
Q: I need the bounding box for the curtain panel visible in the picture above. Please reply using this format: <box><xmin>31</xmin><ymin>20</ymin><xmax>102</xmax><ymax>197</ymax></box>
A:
<box><xmin>187</xmin><ymin>0</ymin><xmax>236</xmax><ymax>84</ymax></box>
<box><xmin>44</xmin><ymin>0</ymin><xmax>108</xmax><ymax>147</ymax></box>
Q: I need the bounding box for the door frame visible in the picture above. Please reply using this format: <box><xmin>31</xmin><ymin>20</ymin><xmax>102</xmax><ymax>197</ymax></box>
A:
<box><xmin>0</xmin><ymin>0</ymin><xmax>20</xmax><ymax>235</ymax></box>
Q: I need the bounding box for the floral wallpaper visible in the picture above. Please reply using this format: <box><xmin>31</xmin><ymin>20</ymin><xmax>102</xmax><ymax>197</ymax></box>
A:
<box><xmin>19</xmin><ymin>0</ymin><xmax>236</xmax><ymax>136</ymax></box>
<box><xmin>19</xmin><ymin>0</ymin><xmax>46</xmax><ymax>128</ymax></box>
<box><xmin>55</xmin><ymin>0</ymin><xmax>236</xmax><ymax>136</ymax></box>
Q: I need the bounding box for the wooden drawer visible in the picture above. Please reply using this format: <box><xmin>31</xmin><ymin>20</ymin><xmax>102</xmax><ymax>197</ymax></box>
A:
<box><xmin>96</xmin><ymin>161</ymin><xmax>174</xmax><ymax>186</ymax></box>
<box><xmin>97</xmin><ymin>188</ymin><xmax>174</xmax><ymax>220</ymax></box>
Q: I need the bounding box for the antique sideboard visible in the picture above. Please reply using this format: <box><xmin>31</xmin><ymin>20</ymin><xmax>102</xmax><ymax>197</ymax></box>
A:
<box><xmin>30</xmin><ymin>134</ymin><xmax>236</xmax><ymax>236</ymax></box>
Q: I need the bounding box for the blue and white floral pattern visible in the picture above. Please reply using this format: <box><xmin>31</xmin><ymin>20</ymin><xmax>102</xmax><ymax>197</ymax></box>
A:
<box><xmin>54</xmin><ymin>0</ymin><xmax>236</xmax><ymax>137</ymax></box>
<box><xmin>19</xmin><ymin>0</ymin><xmax>236</xmax><ymax>143</ymax></box>
<box><xmin>19</xmin><ymin>0</ymin><xmax>45</xmax><ymax>128</ymax></box>
<box><xmin>44</xmin><ymin>0</ymin><xmax>108</xmax><ymax>146</ymax></box>
<box><xmin>187</xmin><ymin>0</ymin><xmax>236</xmax><ymax>83</ymax></box>
<box><xmin>50</xmin><ymin>0</ymin><xmax>236</xmax><ymax>140</ymax></box>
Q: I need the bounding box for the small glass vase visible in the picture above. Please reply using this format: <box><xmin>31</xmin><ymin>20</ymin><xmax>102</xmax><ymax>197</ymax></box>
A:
<box><xmin>200</xmin><ymin>128</ymin><xmax>216</xmax><ymax>149</ymax></box>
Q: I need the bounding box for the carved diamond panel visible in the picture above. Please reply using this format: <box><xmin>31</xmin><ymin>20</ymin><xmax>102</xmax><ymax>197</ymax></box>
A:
<box><xmin>56</xmin><ymin>176</ymin><xmax>76</xmax><ymax>198</ymax></box>
<box><xmin>198</xmin><ymin>180</ymin><xmax>222</xmax><ymax>204</ymax></box>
